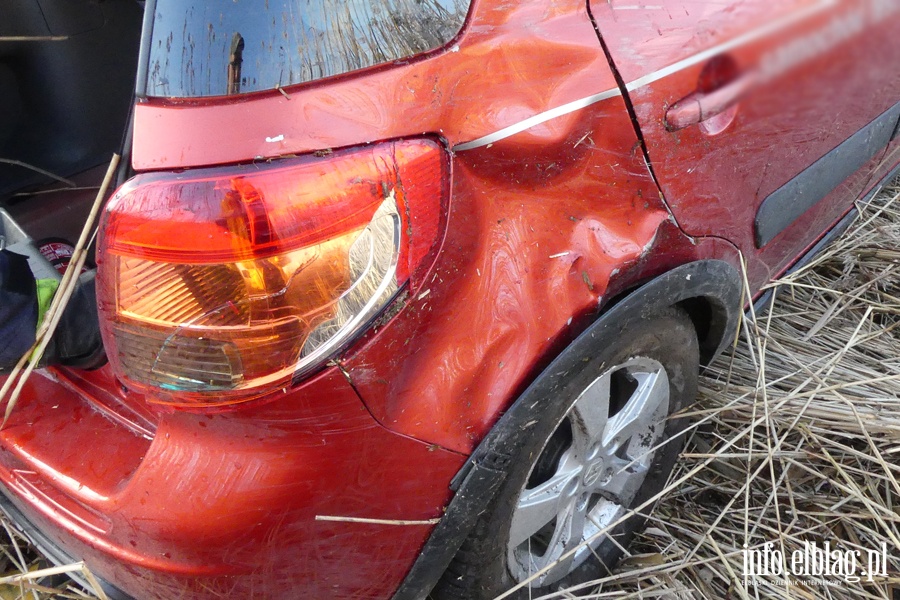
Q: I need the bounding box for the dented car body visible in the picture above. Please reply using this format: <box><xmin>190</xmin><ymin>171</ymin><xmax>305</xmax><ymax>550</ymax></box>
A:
<box><xmin>0</xmin><ymin>0</ymin><xmax>899</xmax><ymax>598</ymax></box>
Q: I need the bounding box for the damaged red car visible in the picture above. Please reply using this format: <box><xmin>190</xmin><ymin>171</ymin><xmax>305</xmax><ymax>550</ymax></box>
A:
<box><xmin>0</xmin><ymin>0</ymin><xmax>898</xmax><ymax>598</ymax></box>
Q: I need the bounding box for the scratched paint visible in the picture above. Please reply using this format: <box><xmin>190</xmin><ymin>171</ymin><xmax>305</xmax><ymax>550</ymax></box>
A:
<box><xmin>0</xmin><ymin>368</ymin><xmax>464</xmax><ymax>598</ymax></box>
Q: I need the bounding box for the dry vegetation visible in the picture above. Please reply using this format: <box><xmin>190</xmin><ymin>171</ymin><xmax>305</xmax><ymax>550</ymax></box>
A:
<box><xmin>1</xmin><ymin>180</ymin><xmax>899</xmax><ymax>599</ymax></box>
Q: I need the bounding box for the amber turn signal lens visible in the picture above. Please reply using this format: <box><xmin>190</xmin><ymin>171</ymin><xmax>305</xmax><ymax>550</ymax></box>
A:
<box><xmin>97</xmin><ymin>139</ymin><xmax>446</xmax><ymax>405</ymax></box>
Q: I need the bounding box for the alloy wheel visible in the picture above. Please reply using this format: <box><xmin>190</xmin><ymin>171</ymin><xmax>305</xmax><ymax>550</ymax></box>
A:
<box><xmin>506</xmin><ymin>356</ymin><xmax>670</xmax><ymax>586</ymax></box>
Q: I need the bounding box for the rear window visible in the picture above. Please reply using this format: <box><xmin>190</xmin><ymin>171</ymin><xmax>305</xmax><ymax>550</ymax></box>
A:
<box><xmin>144</xmin><ymin>0</ymin><xmax>469</xmax><ymax>98</ymax></box>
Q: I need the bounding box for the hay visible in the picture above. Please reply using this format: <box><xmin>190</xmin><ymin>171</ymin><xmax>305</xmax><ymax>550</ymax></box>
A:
<box><xmin>2</xmin><ymin>178</ymin><xmax>899</xmax><ymax>598</ymax></box>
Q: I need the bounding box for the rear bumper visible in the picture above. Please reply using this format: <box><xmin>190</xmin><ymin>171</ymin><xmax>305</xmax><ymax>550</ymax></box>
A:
<box><xmin>0</xmin><ymin>365</ymin><xmax>465</xmax><ymax>599</ymax></box>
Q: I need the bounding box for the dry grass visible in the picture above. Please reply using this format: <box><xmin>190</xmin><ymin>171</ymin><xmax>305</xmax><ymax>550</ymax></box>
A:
<box><xmin>0</xmin><ymin>528</ymin><xmax>104</xmax><ymax>599</ymax></box>
<box><xmin>2</xmin><ymin>180</ymin><xmax>900</xmax><ymax>599</ymax></box>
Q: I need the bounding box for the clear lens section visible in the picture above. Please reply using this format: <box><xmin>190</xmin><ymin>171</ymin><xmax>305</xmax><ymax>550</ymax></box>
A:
<box><xmin>300</xmin><ymin>192</ymin><xmax>401</xmax><ymax>368</ymax></box>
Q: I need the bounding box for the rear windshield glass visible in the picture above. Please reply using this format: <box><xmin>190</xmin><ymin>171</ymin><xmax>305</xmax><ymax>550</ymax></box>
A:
<box><xmin>144</xmin><ymin>0</ymin><xmax>469</xmax><ymax>98</ymax></box>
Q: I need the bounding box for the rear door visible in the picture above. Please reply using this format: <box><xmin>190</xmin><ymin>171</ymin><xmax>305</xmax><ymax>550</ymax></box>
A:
<box><xmin>590</xmin><ymin>0</ymin><xmax>900</xmax><ymax>288</ymax></box>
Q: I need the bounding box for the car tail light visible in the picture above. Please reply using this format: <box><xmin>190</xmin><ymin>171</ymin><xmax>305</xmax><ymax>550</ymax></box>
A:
<box><xmin>97</xmin><ymin>139</ymin><xmax>447</xmax><ymax>406</ymax></box>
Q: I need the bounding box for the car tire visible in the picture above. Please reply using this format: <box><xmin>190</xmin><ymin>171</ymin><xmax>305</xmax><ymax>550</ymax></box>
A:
<box><xmin>433</xmin><ymin>306</ymin><xmax>699</xmax><ymax>599</ymax></box>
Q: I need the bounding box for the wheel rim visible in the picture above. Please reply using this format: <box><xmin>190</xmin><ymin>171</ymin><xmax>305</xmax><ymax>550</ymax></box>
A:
<box><xmin>506</xmin><ymin>356</ymin><xmax>670</xmax><ymax>587</ymax></box>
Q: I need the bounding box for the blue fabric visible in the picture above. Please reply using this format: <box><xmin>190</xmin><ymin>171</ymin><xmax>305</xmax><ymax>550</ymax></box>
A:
<box><xmin>0</xmin><ymin>249</ymin><xmax>37</xmax><ymax>369</ymax></box>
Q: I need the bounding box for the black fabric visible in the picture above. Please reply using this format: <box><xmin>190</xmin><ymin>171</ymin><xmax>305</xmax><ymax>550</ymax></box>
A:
<box><xmin>0</xmin><ymin>249</ymin><xmax>38</xmax><ymax>370</ymax></box>
<box><xmin>50</xmin><ymin>272</ymin><xmax>105</xmax><ymax>369</ymax></box>
<box><xmin>0</xmin><ymin>250</ymin><xmax>104</xmax><ymax>371</ymax></box>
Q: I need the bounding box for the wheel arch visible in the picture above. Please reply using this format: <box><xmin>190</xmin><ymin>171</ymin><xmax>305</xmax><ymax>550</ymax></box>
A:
<box><xmin>392</xmin><ymin>259</ymin><xmax>742</xmax><ymax>600</ymax></box>
<box><xmin>605</xmin><ymin>270</ymin><xmax>739</xmax><ymax>366</ymax></box>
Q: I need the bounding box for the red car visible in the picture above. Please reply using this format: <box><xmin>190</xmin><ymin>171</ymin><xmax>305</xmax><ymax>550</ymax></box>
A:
<box><xmin>0</xmin><ymin>0</ymin><xmax>898</xmax><ymax>598</ymax></box>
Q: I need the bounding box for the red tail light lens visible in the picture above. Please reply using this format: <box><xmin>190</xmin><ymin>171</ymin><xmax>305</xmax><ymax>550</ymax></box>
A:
<box><xmin>97</xmin><ymin>139</ymin><xmax>446</xmax><ymax>405</ymax></box>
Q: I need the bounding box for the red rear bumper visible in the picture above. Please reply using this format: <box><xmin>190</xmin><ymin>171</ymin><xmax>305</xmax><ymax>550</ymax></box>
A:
<box><xmin>0</xmin><ymin>365</ymin><xmax>464</xmax><ymax>599</ymax></box>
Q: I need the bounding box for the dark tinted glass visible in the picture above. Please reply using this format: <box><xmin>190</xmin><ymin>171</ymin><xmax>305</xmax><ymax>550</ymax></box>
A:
<box><xmin>145</xmin><ymin>0</ymin><xmax>469</xmax><ymax>98</ymax></box>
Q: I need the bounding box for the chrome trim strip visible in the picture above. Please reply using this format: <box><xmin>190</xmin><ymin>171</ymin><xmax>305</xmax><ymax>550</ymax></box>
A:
<box><xmin>452</xmin><ymin>88</ymin><xmax>622</xmax><ymax>152</ymax></box>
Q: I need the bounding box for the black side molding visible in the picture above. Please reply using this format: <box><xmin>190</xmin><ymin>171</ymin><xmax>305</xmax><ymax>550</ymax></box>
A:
<box><xmin>391</xmin><ymin>259</ymin><xmax>742</xmax><ymax>600</ymax></box>
<box><xmin>754</xmin><ymin>158</ymin><xmax>900</xmax><ymax>314</ymax></box>
<box><xmin>755</xmin><ymin>100</ymin><xmax>900</xmax><ymax>248</ymax></box>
